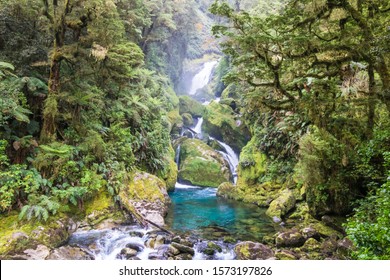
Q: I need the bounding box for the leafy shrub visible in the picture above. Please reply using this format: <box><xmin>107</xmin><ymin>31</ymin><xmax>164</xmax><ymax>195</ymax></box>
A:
<box><xmin>346</xmin><ymin>176</ymin><xmax>390</xmax><ymax>259</ymax></box>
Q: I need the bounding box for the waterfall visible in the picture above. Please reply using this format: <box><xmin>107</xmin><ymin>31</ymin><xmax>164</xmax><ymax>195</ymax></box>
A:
<box><xmin>175</xmin><ymin>145</ymin><xmax>181</xmax><ymax>167</ymax></box>
<box><xmin>211</xmin><ymin>137</ymin><xmax>239</xmax><ymax>184</ymax></box>
<box><xmin>189</xmin><ymin>61</ymin><xmax>218</xmax><ymax>95</ymax></box>
<box><xmin>192</xmin><ymin>117</ymin><xmax>203</xmax><ymax>135</ymax></box>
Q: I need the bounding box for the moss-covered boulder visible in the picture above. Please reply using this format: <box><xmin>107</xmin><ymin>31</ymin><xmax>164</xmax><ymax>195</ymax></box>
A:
<box><xmin>178</xmin><ymin>138</ymin><xmax>231</xmax><ymax>187</ymax></box>
<box><xmin>234</xmin><ymin>241</ymin><xmax>274</xmax><ymax>260</ymax></box>
<box><xmin>179</xmin><ymin>96</ymin><xmax>205</xmax><ymax>118</ymax></box>
<box><xmin>237</xmin><ymin>138</ymin><xmax>267</xmax><ymax>186</ymax></box>
<box><xmin>0</xmin><ymin>212</ymin><xmax>75</xmax><ymax>259</ymax></box>
<box><xmin>181</xmin><ymin>113</ymin><xmax>194</xmax><ymax>127</ymax></box>
<box><xmin>275</xmin><ymin>229</ymin><xmax>306</xmax><ymax>248</ymax></box>
<box><xmin>158</xmin><ymin>146</ymin><xmax>178</xmax><ymax>192</ymax></box>
<box><xmin>167</xmin><ymin>110</ymin><xmax>183</xmax><ymax>135</ymax></box>
<box><xmin>119</xmin><ymin>171</ymin><xmax>171</xmax><ymax>226</ymax></box>
<box><xmin>203</xmin><ymin>101</ymin><xmax>249</xmax><ymax>152</ymax></box>
<box><xmin>266</xmin><ymin>189</ymin><xmax>296</xmax><ymax>220</ymax></box>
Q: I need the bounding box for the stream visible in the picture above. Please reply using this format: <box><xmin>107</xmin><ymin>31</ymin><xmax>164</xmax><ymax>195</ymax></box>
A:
<box><xmin>66</xmin><ymin>61</ymin><xmax>275</xmax><ymax>260</ymax></box>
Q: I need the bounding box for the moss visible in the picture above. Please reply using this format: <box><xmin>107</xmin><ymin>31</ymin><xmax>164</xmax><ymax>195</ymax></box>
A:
<box><xmin>181</xmin><ymin>113</ymin><xmax>194</xmax><ymax>127</ymax></box>
<box><xmin>120</xmin><ymin>171</ymin><xmax>167</xmax><ymax>202</ymax></box>
<box><xmin>179</xmin><ymin>96</ymin><xmax>205</xmax><ymax>118</ymax></box>
<box><xmin>266</xmin><ymin>189</ymin><xmax>296</xmax><ymax>219</ymax></box>
<box><xmin>165</xmin><ymin>158</ymin><xmax>178</xmax><ymax>192</ymax></box>
<box><xmin>178</xmin><ymin>139</ymin><xmax>231</xmax><ymax>187</ymax></box>
<box><xmin>0</xmin><ymin>212</ymin><xmax>71</xmax><ymax>257</ymax></box>
<box><xmin>237</xmin><ymin>137</ymin><xmax>267</xmax><ymax>186</ymax></box>
<box><xmin>203</xmin><ymin>101</ymin><xmax>249</xmax><ymax>152</ymax></box>
<box><xmin>167</xmin><ymin>110</ymin><xmax>183</xmax><ymax>134</ymax></box>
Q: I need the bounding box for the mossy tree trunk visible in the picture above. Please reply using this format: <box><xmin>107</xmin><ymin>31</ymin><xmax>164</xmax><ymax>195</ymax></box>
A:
<box><xmin>40</xmin><ymin>0</ymin><xmax>70</xmax><ymax>143</ymax></box>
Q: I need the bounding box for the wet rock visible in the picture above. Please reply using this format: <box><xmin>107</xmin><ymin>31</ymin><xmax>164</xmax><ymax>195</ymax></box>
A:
<box><xmin>276</xmin><ymin>230</ymin><xmax>305</xmax><ymax>248</ymax></box>
<box><xmin>275</xmin><ymin>250</ymin><xmax>298</xmax><ymax>260</ymax></box>
<box><xmin>301</xmin><ymin>238</ymin><xmax>321</xmax><ymax>252</ymax></box>
<box><xmin>167</xmin><ymin>245</ymin><xmax>181</xmax><ymax>256</ymax></box>
<box><xmin>129</xmin><ymin>231</ymin><xmax>144</xmax><ymax>238</ymax></box>
<box><xmin>174</xmin><ymin>253</ymin><xmax>193</xmax><ymax>260</ymax></box>
<box><xmin>47</xmin><ymin>246</ymin><xmax>94</xmax><ymax>260</ymax></box>
<box><xmin>223</xmin><ymin>236</ymin><xmax>237</xmax><ymax>244</ymax></box>
<box><xmin>126</xmin><ymin>243</ymin><xmax>144</xmax><ymax>252</ymax></box>
<box><xmin>120</xmin><ymin>248</ymin><xmax>138</xmax><ymax>259</ymax></box>
<box><xmin>337</xmin><ymin>237</ymin><xmax>355</xmax><ymax>256</ymax></box>
<box><xmin>321</xmin><ymin>238</ymin><xmax>338</xmax><ymax>255</ymax></box>
<box><xmin>178</xmin><ymin>138</ymin><xmax>231</xmax><ymax>187</ymax></box>
<box><xmin>119</xmin><ymin>171</ymin><xmax>171</xmax><ymax>227</ymax></box>
<box><xmin>234</xmin><ymin>241</ymin><xmax>274</xmax><ymax>260</ymax></box>
<box><xmin>266</xmin><ymin>189</ymin><xmax>296</xmax><ymax>220</ymax></box>
<box><xmin>202</xmin><ymin>241</ymin><xmax>222</xmax><ymax>256</ymax></box>
<box><xmin>182</xmin><ymin>113</ymin><xmax>194</xmax><ymax>127</ymax></box>
<box><xmin>171</xmin><ymin>242</ymin><xmax>195</xmax><ymax>255</ymax></box>
<box><xmin>148</xmin><ymin>252</ymin><xmax>165</xmax><ymax>260</ymax></box>
<box><xmin>301</xmin><ymin>227</ymin><xmax>321</xmax><ymax>241</ymax></box>
<box><xmin>203</xmin><ymin>101</ymin><xmax>249</xmax><ymax>152</ymax></box>
<box><xmin>155</xmin><ymin>235</ymin><xmax>166</xmax><ymax>247</ymax></box>
<box><xmin>23</xmin><ymin>245</ymin><xmax>50</xmax><ymax>260</ymax></box>
<box><xmin>172</xmin><ymin>236</ymin><xmax>181</xmax><ymax>243</ymax></box>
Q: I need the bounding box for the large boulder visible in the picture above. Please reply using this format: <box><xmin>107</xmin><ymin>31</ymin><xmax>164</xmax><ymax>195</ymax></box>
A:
<box><xmin>178</xmin><ymin>138</ymin><xmax>231</xmax><ymax>187</ymax></box>
<box><xmin>179</xmin><ymin>96</ymin><xmax>205</xmax><ymax>118</ymax></box>
<box><xmin>47</xmin><ymin>246</ymin><xmax>94</xmax><ymax>260</ymax></box>
<box><xmin>275</xmin><ymin>229</ymin><xmax>306</xmax><ymax>248</ymax></box>
<box><xmin>203</xmin><ymin>101</ymin><xmax>249</xmax><ymax>152</ymax></box>
<box><xmin>0</xmin><ymin>212</ymin><xmax>76</xmax><ymax>259</ymax></box>
<box><xmin>119</xmin><ymin>171</ymin><xmax>171</xmax><ymax>227</ymax></box>
<box><xmin>234</xmin><ymin>241</ymin><xmax>274</xmax><ymax>260</ymax></box>
<box><xmin>266</xmin><ymin>189</ymin><xmax>296</xmax><ymax>220</ymax></box>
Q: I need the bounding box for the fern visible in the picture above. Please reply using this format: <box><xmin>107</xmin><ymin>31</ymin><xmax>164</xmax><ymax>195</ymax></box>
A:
<box><xmin>18</xmin><ymin>195</ymin><xmax>60</xmax><ymax>222</ymax></box>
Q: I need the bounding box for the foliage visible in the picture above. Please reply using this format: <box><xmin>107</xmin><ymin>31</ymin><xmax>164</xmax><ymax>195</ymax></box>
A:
<box><xmin>346</xmin><ymin>176</ymin><xmax>390</xmax><ymax>260</ymax></box>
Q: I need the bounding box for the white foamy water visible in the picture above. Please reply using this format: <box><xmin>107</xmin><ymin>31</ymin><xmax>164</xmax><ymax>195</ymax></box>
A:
<box><xmin>189</xmin><ymin>61</ymin><xmax>218</xmax><ymax>95</ymax></box>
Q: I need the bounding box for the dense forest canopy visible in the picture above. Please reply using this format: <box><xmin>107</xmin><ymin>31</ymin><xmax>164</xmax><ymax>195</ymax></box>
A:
<box><xmin>0</xmin><ymin>0</ymin><xmax>389</xmax><ymax>260</ymax></box>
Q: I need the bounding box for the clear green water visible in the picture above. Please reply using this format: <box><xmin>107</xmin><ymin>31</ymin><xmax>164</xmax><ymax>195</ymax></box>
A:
<box><xmin>165</xmin><ymin>185</ymin><xmax>275</xmax><ymax>241</ymax></box>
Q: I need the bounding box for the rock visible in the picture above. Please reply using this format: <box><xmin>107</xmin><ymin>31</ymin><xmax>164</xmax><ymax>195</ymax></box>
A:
<box><xmin>182</xmin><ymin>113</ymin><xmax>194</xmax><ymax>127</ymax></box>
<box><xmin>337</xmin><ymin>238</ymin><xmax>355</xmax><ymax>257</ymax></box>
<box><xmin>126</xmin><ymin>243</ymin><xmax>144</xmax><ymax>252</ymax></box>
<box><xmin>159</xmin><ymin>152</ymin><xmax>178</xmax><ymax>192</ymax></box>
<box><xmin>321</xmin><ymin>238</ymin><xmax>338</xmax><ymax>255</ymax></box>
<box><xmin>167</xmin><ymin>245</ymin><xmax>180</xmax><ymax>256</ymax></box>
<box><xmin>234</xmin><ymin>241</ymin><xmax>274</xmax><ymax>260</ymax></box>
<box><xmin>310</xmin><ymin>222</ymin><xmax>344</xmax><ymax>239</ymax></box>
<box><xmin>266</xmin><ymin>189</ymin><xmax>296</xmax><ymax>220</ymax></box>
<box><xmin>178</xmin><ymin>138</ymin><xmax>231</xmax><ymax>187</ymax></box>
<box><xmin>276</xmin><ymin>230</ymin><xmax>305</xmax><ymax>248</ymax></box>
<box><xmin>172</xmin><ymin>236</ymin><xmax>181</xmax><ymax>243</ymax></box>
<box><xmin>301</xmin><ymin>238</ymin><xmax>322</xmax><ymax>252</ymax></box>
<box><xmin>148</xmin><ymin>252</ymin><xmax>165</xmax><ymax>260</ymax></box>
<box><xmin>155</xmin><ymin>235</ymin><xmax>166</xmax><ymax>247</ymax></box>
<box><xmin>275</xmin><ymin>250</ymin><xmax>298</xmax><ymax>260</ymax></box>
<box><xmin>202</xmin><ymin>242</ymin><xmax>222</xmax><ymax>256</ymax></box>
<box><xmin>171</xmin><ymin>242</ymin><xmax>195</xmax><ymax>255</ymax></box>
<box><xmin>301</xmin><ymin>227</ymin><xmax>321</xmax><ymax>241</ymax></box>
<box><xmin>119</xmin><ymin>171</ymin><xmax>171</xmax><ymax>227</ymax></box>
<box><xmin>47</xmin><ymin>246</ymin><xmax>94</xmax><ymax>260</ymax></box>
<box><xmin>23</xmin><ymin>245</ymin><xmax>50</xmax><ymax>260</ymax></box>
<box><xmin>120</xmin><ymin>248</ymin><xmax>138</xmax><ymax>259</ymax></box>
<box><xmin>223</xmin><ymin>236</ymin><xmax>237</xmax><ymax>244</ymax></box>
<box><xmin>167</xmin><ymin>110</ymin><xmax>183</xmax><ymax>135</ymax></box>
<box><xmin>217</xmin><ymin>182</ymin><xmax>236</xmax><ymax>199</ymax></box>
<box><xmin>174</xmin><ymin>253</ymin><xmax>193</xmax><ymax>260</ymax></box>
<box><xmin>203</xmin><ymin>101</ymin><xmax>249</xmax><ymax>152</ymax></box>
<box><xmin>179</xmin><ymin>96</ymin><xmax>205</xmax><ymax>118</ymax></box>
<box><xmin>129</xmin><ymin>231</ymin><xmax>144</xmax><ymax>238</ymax></box>
<box><xmin>0</xmin><ymin>213</ymin><xmax>74</xmax><ymax>258</ymax></box>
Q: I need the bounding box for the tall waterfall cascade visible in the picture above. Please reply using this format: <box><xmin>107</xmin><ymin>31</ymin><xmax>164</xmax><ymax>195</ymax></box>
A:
<box><xmin>189</xmin><ymin>61</ymin><xmax>218</xmax><ymax>95</ymax></box>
